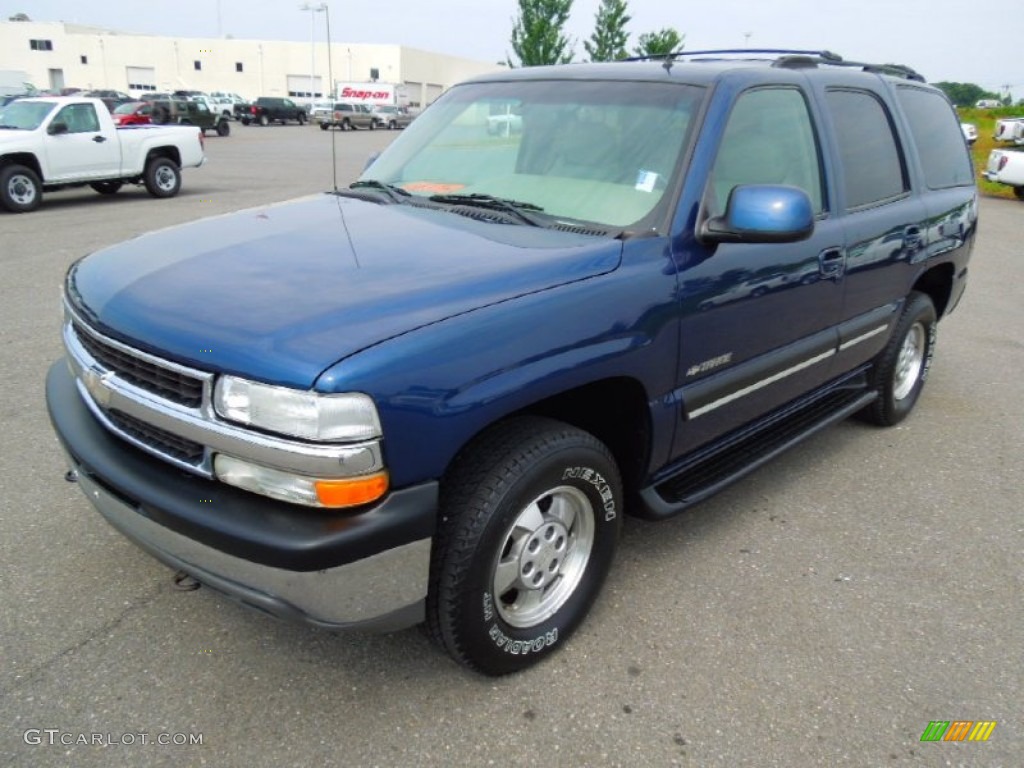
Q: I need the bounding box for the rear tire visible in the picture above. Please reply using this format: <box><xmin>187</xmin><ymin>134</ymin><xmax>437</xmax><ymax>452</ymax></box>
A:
<box><xmin>0</xmin><ymin>164</ymin><xmax>42</xmax><ymax>212</ymax></box>
<box><xmin>143</xmin><ymin>157</ymin><xmax>181</xmax><ymax>199</ymax></box>
<box><xmin>216</xmin><ymin>120</ymin><xmax>230</xmax><ymax>137</ymax></box>
<box><xmin>320</xmin><ymin>122</ymin><xmax>329</xmax><ymax>131</ymax></box>
<box><xmin>297</xmin><ymin>112</ymin><xmax>306</xmax><ymax>125</ymax></box>
<box><xmin>426</xmin><ymin>416</ymin><xmax>622</xmax><ymax>675</ymax></box>
<box><xmin>858</xmin><ymin>291</ymin><xmax>937</xmax><ymax>426</ymax></box>
<box><xmin>259</xmin><ymin>113</ymin><xmax>269</xmax><ymax>127</ymax></box>
<box><xmin>1013</xmin><ymin>186</ymin><xmax>1024</xmax><ymax>200</ymax></box>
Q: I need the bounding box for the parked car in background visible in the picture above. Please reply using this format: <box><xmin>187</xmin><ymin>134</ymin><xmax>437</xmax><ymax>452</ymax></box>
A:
<box><xmin>367</xmin><ymin>104</ymin><xmax>416</xmax><ymax>130</ymax></box>
<box><xmin>208</xmin><ymin>92</ymin><xmax>245</xmax><ymax>117</ymax></box>
<box><xmin>960</xmin><ymin>122</ymin><xmax>977</xmax><ymax>145</ymax></box>
<box><xmin>993</xmin><ymin>117</ymin><xmax>1024</xmax><ymax>145</ymax></box>
<box><xmin>150</xmin><ymin>98</ymin><xmax>231</xmax><ymax>136</ymax></box>
<box><xmin>239</xmin><ymin>97</ymin><xmax>307</xmax><ymax>126</ymax></box>
<box><xmin>82</xmin><ymin>89</ymin><xmax>132</xmax><ymax>111</ymax></box>
<box><xmin>0</xmin><ymin>96</ymin><xmax>205</xmax><ymax>212</ymax></box>
<box><xmin>308</xmin><ymin>100</ymin><xmax>335</xmax><ymax>123</ymax></box>
<box><xmin>319</xmin><ymin>102</ymin><xmax>375</xmax><ymax>131</ymax></box>
<box><xmin>111</xmin><ymin>101</ymin><xmax>153</xmax><ymax>126</ymax></box>
<box><xmin>984</xmin><ymin>148</ymin><xmax>1024</xmax><ymax>198</ymax></box>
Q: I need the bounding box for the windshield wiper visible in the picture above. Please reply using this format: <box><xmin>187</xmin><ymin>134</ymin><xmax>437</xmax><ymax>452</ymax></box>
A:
<box><xmin>427</xmin><ymin>193</ymin><xmax>545</xmax><ymax>227</ymax></box>
<box><xmin>0</xmin><ymin>125</ymin><xmax>23</xmax><ymax>130</ymax></box>
<box><xmin>347</xmin><ymin>179</ymin><xmax>411</xmax><ymax>204</ymax></box>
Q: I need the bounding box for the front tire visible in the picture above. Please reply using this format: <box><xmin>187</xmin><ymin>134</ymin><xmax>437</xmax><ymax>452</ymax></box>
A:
<box><xmin>427</xmin><ymin>417</ymin><xmax>622</xmax><ymax>676</ymax></box>
<box><xmin>1013</xmin><ymin>186</ymin><xmax>1024</xmax><ymax>200</ymax></box>
<box><xmin>216</xmin><ymin>120</ymin><xmax>230</xmax><ymax>137</ymax></box>
<box><xmin>297</xmin><ymin>113</ymin><xmax>306</xmax><ymax>125</ymax></box>
<box><xmin>259</xmin><ymin>113</ymin><xmax>270</xmax><ymax>127</ymax></box>
<box><xmin>858</xmin><ymin>291</ymin><xmax>937</xmax><ymax>426</ymax></box>
<box><xmin>0</xmin><ymin>164</ymin><xmax>43</xmax><ymax>212</ymax></box>
<box><xmin>143</xmin><ymin>157</ymin><xmax>181</xmax><ymax>198</ymax></box>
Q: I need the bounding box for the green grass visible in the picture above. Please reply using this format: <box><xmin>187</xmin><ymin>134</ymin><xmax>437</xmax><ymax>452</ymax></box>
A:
<box><xmin>958</xmin><ymin>107</ymin><xmax>1024</xmax><ymax>199</ymax></box>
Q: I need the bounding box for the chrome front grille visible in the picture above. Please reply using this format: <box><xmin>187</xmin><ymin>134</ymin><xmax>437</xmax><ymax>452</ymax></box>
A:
<box><xmin>61</xmin><ymin>300</ymin><xmax>385</xmax><ymax>483</ymax></box>
<box><xmin>73</xmin><ymin>322</ymin><xmax>204</xmax><ymax>407</ymax></box>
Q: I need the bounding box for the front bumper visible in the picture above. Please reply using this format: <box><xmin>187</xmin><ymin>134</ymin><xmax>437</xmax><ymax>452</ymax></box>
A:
<box><xmin>47</xmin><ymin>361</ymin><xmax>437</xmax><ymax>632</ymax></box>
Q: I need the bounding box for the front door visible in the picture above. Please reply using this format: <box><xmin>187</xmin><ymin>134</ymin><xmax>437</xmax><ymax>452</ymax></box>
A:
<box><xmin>672</xmin><ymin>85</ymin><xmax>846</xmax><ymax>456</ymax></box>
<box><xmin>43</xmin><ymin>102</ymin><xmax>121</xmax><ymax>181</ymax></box>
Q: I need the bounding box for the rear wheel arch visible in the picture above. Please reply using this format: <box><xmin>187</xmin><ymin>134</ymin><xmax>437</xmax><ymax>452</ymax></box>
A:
<box><xmin>912</xmin><ymin>263</ymin><xmax>955</xmax><ymax>319</ymax></box>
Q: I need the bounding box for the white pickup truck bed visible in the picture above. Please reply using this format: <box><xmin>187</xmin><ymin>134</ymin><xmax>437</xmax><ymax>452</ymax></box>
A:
<box><xmin>984</xmin><ymin>148</ymin><xmax>1024</xmax><ymax>199</ymax></box>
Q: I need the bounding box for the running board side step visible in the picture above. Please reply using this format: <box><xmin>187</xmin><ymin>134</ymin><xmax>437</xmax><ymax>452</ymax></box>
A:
<box><xmin>638</xmin><ymin>383</ymin><xmax>877</xmax><ymax>520</ymax></box>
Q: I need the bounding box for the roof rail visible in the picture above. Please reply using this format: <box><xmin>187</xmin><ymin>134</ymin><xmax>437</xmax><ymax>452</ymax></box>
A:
<box><xmin>623</xmin><ymin>48</ymin><xmax>926</xmax><ymax>82</ymax></box>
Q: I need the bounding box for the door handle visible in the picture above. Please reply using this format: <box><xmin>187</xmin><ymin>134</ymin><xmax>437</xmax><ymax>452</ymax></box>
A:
<box><xmin>92</xmin><ymin>135</ymin><xmax>107</xmax><ymax>143</ymax></box>
<box><xmin>818</xmin><ymin>247</ymin><xmax>845</xmax><ymax>280</ymax></box>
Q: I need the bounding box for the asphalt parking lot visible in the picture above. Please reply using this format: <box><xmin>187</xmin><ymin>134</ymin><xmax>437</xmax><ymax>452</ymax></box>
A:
<box><xmin>1</xmin><ymin>124</ymin><xmax>1020</xmax><ymax>767</ymax></box>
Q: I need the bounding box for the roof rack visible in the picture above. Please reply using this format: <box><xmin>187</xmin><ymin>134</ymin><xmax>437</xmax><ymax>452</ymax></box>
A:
<box><xmin>623</xmin><ymin>48</ymin><xmax>926</xmax><ymax>82</ymax></box>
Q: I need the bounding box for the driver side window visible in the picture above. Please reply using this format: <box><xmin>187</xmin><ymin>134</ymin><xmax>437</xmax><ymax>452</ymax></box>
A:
<box><xmin>710</xmin><ymin>87</ymin><xmax>824</xmax><ymax>215</ymax></box>
<box><xmin>54</xmin><ymin>103</ymin><xmax>100</xmax><ymax>134</ymax></box>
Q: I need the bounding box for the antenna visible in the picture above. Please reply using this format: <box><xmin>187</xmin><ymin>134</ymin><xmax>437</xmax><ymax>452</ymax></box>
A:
<box><xmin>325</xmin><ymin>4</ymin><xmax>338</xmax><ymax>192</ymax></box>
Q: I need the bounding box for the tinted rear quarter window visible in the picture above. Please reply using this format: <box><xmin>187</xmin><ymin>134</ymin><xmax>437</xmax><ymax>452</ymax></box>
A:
<box><xmin>825</xmin><ymin>89</ymin><xmax>907</xmax><ymax>210</ymax></box>
<box><xmin>896</xmin><ymin>86</ymin><xmax>974</xmax><ymax>188</ymax></box>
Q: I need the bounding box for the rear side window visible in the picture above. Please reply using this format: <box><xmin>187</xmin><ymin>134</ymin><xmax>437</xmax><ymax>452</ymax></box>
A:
<box><xmin>896</xmin><ymin>86</ymin><xmax>974</xmax><ymax>188</ymax></box>
<box><xmin>825</xmin><ymin>89</ymin><xmax>907</xmax><ymax>210</ymax></box>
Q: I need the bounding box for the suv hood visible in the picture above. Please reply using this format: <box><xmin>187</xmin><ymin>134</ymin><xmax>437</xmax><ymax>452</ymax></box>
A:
<box><xmin>68</xmin><ymin>194</ymin><xmax>622</xmax><ymax>389</ymax></box>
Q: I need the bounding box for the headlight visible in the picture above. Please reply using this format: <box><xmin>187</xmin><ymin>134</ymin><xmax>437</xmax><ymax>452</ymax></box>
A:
<box><xmin>214</xmin><ymin>376</ymin><xmax>381</xmax><ymax>442</ymax></box>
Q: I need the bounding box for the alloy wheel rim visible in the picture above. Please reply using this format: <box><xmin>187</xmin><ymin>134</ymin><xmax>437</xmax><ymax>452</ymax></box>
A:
<box><xmin>492</xmin><ymin>485</ymin><xmax>594</xmax><ymax>628</ymax></box>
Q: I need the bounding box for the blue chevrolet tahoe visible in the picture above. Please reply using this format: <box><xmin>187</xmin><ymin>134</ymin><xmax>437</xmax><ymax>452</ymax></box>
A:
<box><xmin>47</xmin><ymin>50</ymin><xmax>976</xmax><ymax>675</ymax></box>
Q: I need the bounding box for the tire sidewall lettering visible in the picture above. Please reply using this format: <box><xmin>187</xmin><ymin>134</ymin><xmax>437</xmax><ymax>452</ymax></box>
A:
<box><xmin>561</xmin><ymin>465</ymin><xmax>617</xmax><ymax>521</ymax></box>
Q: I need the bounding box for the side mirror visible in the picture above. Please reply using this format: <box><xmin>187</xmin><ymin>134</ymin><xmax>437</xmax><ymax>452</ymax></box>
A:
<box><xmin>700</xmin><ymin>185</ymin><xmax>814</xmax><ymax>244</ymax></box>
<box><xmin>48</xmin><ymin>121</ymin><xmax>69</xmax><ymax>135</ymax></box>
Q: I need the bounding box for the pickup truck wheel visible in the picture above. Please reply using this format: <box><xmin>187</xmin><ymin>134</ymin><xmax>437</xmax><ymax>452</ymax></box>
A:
<box><xmin>858</xmin><ymin>291</ymin><xmax>936</xmax><ymax>426</ymax></box>
<box><xmin>297</xmin><ymin>113</ymin><xmax>306</xmax><ymax>125</ymax></box>
<box><xmin>90</xmin><ymin>181</ymin><xmax>122</xmax><ymax>195</ymax></box>
<box><xmin>342</xmin><ymin>118</ymin><xmax>352</xmax><ymax>131</ymax></box>
<box><xmin>1013</xmin><ymin>186</ymin><xmax>1024</xmax><ymax>200</ymax></box>
<box><xmin>143</xmin><ymin>157</ymin><xmax>181</xmax><ymax>198</ymax></box>
<box><xmin>216</xmin><ymin>120</ymin><xmax>230</xmax><ymax>137</ymax></box>
<box><xmin>369</xmin><ymin>120</ymin><xmax>377</xmax><ymax>131</ymax></box>
<box><xmin>388</xmin><ymin>120</ymin><xmax>397</xmax><ymax>130</ymax></box>
<box><xmin>259</xmin><ymin>114</ymin><xmax>270</xmax><ymax>127</ymax></box>
<box><xmin>240</xmin><ymin>117</ymin><xmax>251</xmax><ymax>126</ymax></box>
<box><xmin>427</xmin><ymin>417</ymin><xmax>621</xmax><ymax>675</ymax></box>
<box><xmin>320</xmin><ymin>122</ymin><xmax>329</xmax><ymax>131</ymax></box>
<box><xmin>0</xmin><ymin>164</ymin><xmax>42</xmax><ymax>212</ymax></box>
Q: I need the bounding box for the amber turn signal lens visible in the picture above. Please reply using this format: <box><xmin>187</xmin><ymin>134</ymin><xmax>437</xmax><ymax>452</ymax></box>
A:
<box><xmin>315</xmin><ymin>472</ymin><xmax>389</xmax><ymax>508</ymax></box>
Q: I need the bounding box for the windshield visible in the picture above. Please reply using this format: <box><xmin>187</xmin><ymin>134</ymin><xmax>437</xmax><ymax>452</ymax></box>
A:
<box><xmin>361</xmin><ymin>79</ymin><xmax>704</xmax><ymax>229</ymax></box>
<box><xmin>0</xmin><ymin>99</ymin><xmax>57</xmax><ymax>130</ymax></box>
<box><xmin>113</xmin><ymin>101</ymin><xmax>144</xmax><ymax>114</ymax></box>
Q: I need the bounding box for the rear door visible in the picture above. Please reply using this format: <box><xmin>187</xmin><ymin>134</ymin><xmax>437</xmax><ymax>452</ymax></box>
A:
<box><xmin>814</xmin><ymin>82</ymin><xmax>929</xmax><ymax>375</ymax></box>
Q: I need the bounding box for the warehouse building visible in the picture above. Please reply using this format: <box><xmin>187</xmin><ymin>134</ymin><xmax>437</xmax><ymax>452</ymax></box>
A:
<box><xmin>0</xmin><ymin>19</ymin><xmax>502</xmax><ymax>107</ymax></box>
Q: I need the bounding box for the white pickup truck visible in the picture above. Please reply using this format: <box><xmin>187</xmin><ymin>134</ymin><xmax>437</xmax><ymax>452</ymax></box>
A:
<box><xmin>0</xmin><ymin>96</ymin><xmax>205</xmax><ymax>213</ymax></box>
<box><xmin>984</xmin><ymin>148</ymin><xmax>1024</xmax><ymax>199</ymax></box>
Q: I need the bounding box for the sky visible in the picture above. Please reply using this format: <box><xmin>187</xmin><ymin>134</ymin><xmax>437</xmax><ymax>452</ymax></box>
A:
<box><xmin>4</xmin><ymin>0</ymin><xmax>1020</xmax><ymax>95</ymax></box>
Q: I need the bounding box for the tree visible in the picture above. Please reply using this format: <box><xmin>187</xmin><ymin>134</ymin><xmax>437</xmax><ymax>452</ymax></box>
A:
<box><xmin>933</xmin><ymin>81</ymin><xmax>1001</xmax><ymax>108</ymax></box>
<box><xmin>8</xmin><ymin>12</ymin><xmax>31</xmax><ymax>21</ymax></box>
<box><xmin>584</xmin><ymin>0</ymin><xmax>631</xmax><ymax>62</ymax></box>
<box><xmin>633</xmin><ymin>28</ymin><xmax>683</xmax><ymax>58</ymax></box>
<box><xmin>509</xmin><ymin>0</ymin><xmax>575</xmax><ymax>67</ymax></box>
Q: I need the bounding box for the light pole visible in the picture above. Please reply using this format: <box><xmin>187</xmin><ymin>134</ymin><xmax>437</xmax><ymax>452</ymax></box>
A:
<box><xmin>300</xmin><ymin>3</ymin><xmax>327</xmax><ymax>106</ymax></box>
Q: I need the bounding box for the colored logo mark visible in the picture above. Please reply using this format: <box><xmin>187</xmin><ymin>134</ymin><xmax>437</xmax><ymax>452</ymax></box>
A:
<box><xmin>920</xmin><ymin>721</ymin><xmax>996</xmax><ymax>742</ymax></box>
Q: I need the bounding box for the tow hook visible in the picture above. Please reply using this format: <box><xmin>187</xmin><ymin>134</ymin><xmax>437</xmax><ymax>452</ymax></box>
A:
<box><xmin>173</xmin><ymin>570</ymin><xmax>201</xmax><ymax>591</ymax></box>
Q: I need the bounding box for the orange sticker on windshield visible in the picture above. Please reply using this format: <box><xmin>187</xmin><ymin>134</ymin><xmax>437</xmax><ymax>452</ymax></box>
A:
<box><xmin>402</xmin><ymin>181</ymin><xmax>467</xmax><ymax>194</ymax></box>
